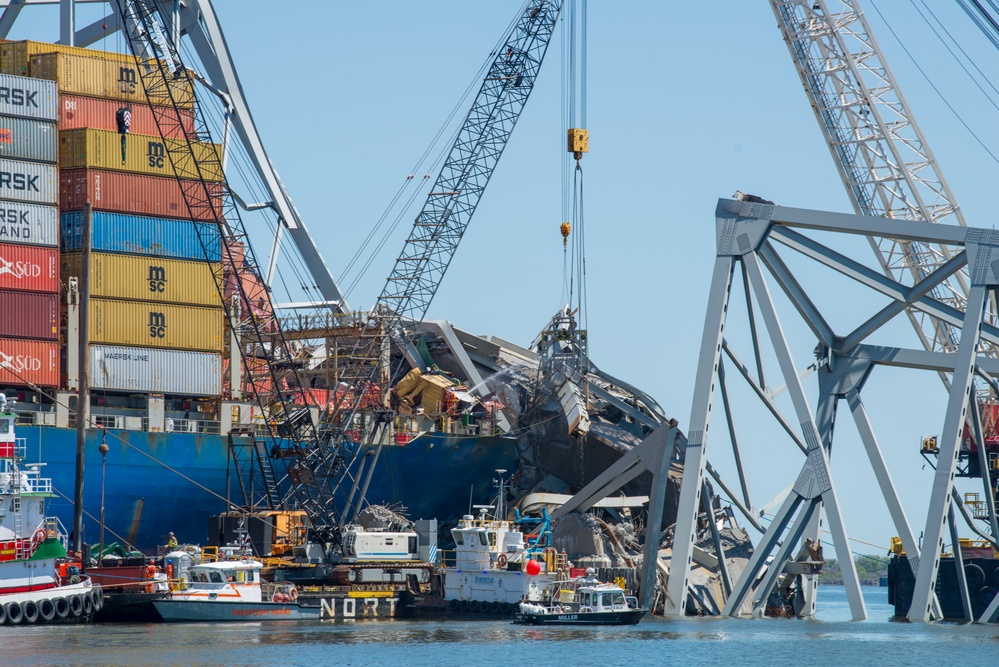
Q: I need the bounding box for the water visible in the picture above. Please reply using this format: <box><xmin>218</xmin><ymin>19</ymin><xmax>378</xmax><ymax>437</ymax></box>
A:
<box><xmin>6</xmin><ymin>587</ymin><xmax>997</xmax><ymax>666</ymax></box>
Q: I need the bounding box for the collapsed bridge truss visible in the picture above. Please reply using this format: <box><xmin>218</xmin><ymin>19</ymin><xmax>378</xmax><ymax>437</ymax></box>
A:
<box><xmin>666</xmin><ymin>197</ymin><xmax>999</xmax><ymax>623</ymax></box>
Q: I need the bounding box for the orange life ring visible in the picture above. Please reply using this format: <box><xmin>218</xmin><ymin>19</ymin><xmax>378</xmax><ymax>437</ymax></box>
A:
<box><xmin>496</xmin><ymin>554</ymin><xmax>508</xmax><ymax>568</ymax></box>
<box><xmin>288</xmin><ymin>587</ymin><xmax>299</xmax><ymax>602</ymax></box>
<box><xmin>30</xmin><ymin>528</ymin><xmax>45</xmax><ymax>550</ymax></box>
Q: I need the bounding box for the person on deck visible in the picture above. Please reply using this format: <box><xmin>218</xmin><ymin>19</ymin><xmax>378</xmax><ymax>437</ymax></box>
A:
<box><xmin>167</xmin><ymin>532</ymin><xmax>178</xmax><ymax>549</ymax></box>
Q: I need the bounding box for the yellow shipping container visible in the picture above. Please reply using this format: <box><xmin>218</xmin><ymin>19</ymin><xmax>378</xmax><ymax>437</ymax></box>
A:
<box><xmin>89</xmin><ymin>298</ymin><xmax>224</xmax><ymax>353</ymax></box>
<box><xmin>60</xmin><ymin>128</ymin><xmax>223</xmax><ymax>182</ymax></box>
<box><xmin>1</xmin><ymin>40</ymin><xmax>136</xmax><ymax>76</ymax></box>
<box><xmin>31</xmin><ymin>52</ymin><xmax>194</xmax><ymax>109</ymax></box>
<box><xmin>62</xmin><ymin>253</ymin><xmax>223</xmax><ymax>307</ymax></box>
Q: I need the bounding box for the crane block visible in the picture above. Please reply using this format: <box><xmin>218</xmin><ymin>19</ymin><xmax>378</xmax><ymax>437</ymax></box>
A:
<box><xmin>567</xmin><ymin>128</ymin><xmax>588</xmax><ymax>155</ymax></box>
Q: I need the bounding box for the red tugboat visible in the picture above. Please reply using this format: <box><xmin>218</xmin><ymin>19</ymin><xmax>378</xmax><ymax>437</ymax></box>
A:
<box><xmin>0</xmin><ymin>398</ymin><xmax>102</xmax><ymax>624</ymax></box>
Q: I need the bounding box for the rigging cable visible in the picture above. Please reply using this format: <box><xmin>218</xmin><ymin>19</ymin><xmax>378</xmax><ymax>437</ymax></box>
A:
<box><xmin>868</xmin><ymin>0</ymin><xmax>999</xmax><ymax>164</ymax></box>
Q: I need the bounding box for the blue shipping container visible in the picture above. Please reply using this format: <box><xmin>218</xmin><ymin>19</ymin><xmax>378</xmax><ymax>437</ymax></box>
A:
<box><xmin>60</xmin><ymin>211</ymin><xmax>222</xmax><ymax>261</ymax></box>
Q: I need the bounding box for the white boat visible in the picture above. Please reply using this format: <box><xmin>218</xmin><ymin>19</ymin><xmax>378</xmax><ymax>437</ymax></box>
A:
<box><xmin>152</xmin><ymin>557</ymin><xmax>321</xmax><ymax>622</ymax></box>
<box><xmin>440</xmin><ymin>500</ymin><xmax>566</xmax><ymax>614</ymax></box>
<box><xmin>515</xmin><ymin>572</ymin><xmax>647</xmax><ymax>625</ymax></box>
<box><xmin>0</xmin><ymin>399</ymin><xmax>102</xmax><ymax>625</ymax></box>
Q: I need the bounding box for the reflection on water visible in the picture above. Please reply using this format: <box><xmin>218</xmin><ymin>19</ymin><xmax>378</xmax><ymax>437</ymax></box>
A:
<box><xmin>7</xmin><ymin>587</ymin><xmax>999</xmax><ymax>667</ymax></box>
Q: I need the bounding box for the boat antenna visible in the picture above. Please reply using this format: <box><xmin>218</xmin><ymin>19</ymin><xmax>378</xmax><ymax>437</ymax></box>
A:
<box><xmin>468</xmin><ymin>485</ymin><xmax>473</xmax><ymax>517</ymax></box>
<box><xmin>494</xmin><ymin>469</ymin><xmax>508</xmax><ymax>520</ymax></box>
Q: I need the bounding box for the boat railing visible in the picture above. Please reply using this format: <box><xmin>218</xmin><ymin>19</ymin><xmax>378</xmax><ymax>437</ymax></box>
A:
<box><xmin>153</xmin><ymin>418</ymin><xmax>222</xmax><ymax>434</ymax></box>
<box><xmin>439</xmin><ymin>548</ymin><xmax>550</xmax><ymax>573</ymax></box>
<box><xmin>0</xmin><ymin>437</ymin><xmax>27</xmax><ymax>465</ymax></box>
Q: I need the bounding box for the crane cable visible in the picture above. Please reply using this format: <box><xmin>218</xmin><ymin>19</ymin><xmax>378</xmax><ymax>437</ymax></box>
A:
<box><xmin>561</xmin><ymin>0</ymin><xmax>588</xmax><ymax>324</ymax></box>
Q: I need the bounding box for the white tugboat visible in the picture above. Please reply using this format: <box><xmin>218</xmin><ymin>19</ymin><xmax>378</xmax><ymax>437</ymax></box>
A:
<box><xmin>515</xmin><ymin>571</ymin><xmax>647</xmax><ymax>625</ymax></box>
<box><xmin>0</xmin><ymin>397</ymin><xmax>102</xmax><ymax>625</ymax></box>
<box><xmin>440</xmin><ymin>471</ymin><xmax>567</xmax><ymax>614</ymax></box>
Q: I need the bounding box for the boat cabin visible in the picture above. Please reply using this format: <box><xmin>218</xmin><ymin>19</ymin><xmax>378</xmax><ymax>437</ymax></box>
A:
<box><xmin>174</xmin><ymin>559</ymin><xmax>264</xmax><ymax>602</ymax></box>
<box><xmin>555</xmin><ymin>576</ymin><xmax>637</xmax><ymax>613</ymax></box>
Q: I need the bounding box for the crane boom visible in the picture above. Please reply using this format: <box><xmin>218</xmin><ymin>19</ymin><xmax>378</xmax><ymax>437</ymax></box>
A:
<box><xmin>111</xmin><ymin>0</ymin><xmax>322</xmax><ymax>488</ymax></box>
<box><xmin>282</xmin><ymin>0</ymin><xmax>564</xmax><ymax>556</ymax></box>
<box><xmin>769</xmin><ymin>0</ymin><xmax>986</xmax><ymax>360</ymax></box>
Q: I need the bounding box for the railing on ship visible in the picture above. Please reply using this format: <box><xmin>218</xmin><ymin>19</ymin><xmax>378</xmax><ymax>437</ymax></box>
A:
<box><xmin>11</xmin><ymin>405</ymin><xmax>502</xmax><ymax>442</ymax></box>
<box><xmin>437</xmin><ymin>548</ymin><xmax>568</xmax><ymax>573</ymax></box>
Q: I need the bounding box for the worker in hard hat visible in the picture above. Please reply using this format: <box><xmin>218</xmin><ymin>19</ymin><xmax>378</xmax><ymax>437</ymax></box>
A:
<box><xmin>167</xmin><ymin>532</ymin><xmax>178</xmax><ymax>549</ymax></box>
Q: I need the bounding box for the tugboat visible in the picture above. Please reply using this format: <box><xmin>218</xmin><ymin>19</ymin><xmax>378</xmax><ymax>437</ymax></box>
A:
<box><xmin>435</xmin><ymin>471</ymin><xmax>568</xmax><ymax>615</ymax></box>
<box><xmin>0</xmin><ymin>396</ymin><xmax>102</xmax><ymax>625</ymax></box>
<box><xmin>515</xmin><ymin>571</ymin><xmax>647</xmax><ymax>625</ymax></box>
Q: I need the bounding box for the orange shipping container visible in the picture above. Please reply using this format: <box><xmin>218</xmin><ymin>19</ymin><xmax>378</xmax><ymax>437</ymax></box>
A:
<box><xmin>60</xmin><ymin>128</ymin><xmax>223</xmax><ymax>181</ymax></box>
<box><xmin>29</xmin><ymin>52</ymin><xmax>195</xmax><ymax>109</ymax></box>
<box><xmin>0</xmin><ymin>242</ymin><xmax>57</xmax><ymax>292</ymax></box>
<box><xmin>60</xmin><ymin>169</ymin><xmax>224</xmax><ymax>222</ymax></box>
<box><xmin>0</xmin><ymin>338</ymin><xmax>58</xmax><ymax>387</ymax></box>
<box><xmin>59</xmin><ymin>95</ymin><xmax>196</xmax><ymax>139</ymax></box>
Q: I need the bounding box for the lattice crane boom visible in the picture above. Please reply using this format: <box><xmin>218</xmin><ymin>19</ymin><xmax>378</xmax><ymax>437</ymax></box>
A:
<box><xmin>112</xmin><ymin>0</ymin><xmax>323</xmax><ymax>505</ymax></box>
<box><xmin>768</xmin><ymin>0</ymin><xmax>991</xmax><ymax>360</ymax></box>
<box><xmin>284</xmin><ymin>0</ymin><xmax>564</xmax><ymax>555</ymax></box>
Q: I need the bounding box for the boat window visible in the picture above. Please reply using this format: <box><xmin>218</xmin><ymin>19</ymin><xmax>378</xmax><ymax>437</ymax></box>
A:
<box><xmin>488</xmin><ymin>532</ymin><xmax>496</xmax><ymax>547</ymax></box>
<box><xmin>192</xmin><ymin>570</ymin><xmax>209</xmax><ymax>583</ymax></box>
<box><xmin>477</xmin><ymin>532</ymin><xmax>487</xmax><ymax>546</ymax></box>
<box><xmin>223</xmin><ymin>570</ymin><xmax>237</xmax><ymax>582</ymax></box>
<box><xmin>609</xmin><ymin>592</ymin><xmax>625</xmax><ymax>606</ymax></box>
<box><xmin>209</xmin><ymin>571</ymin><xmax>225</xmax><ymax>583</ymax></box>
<box><xmin>453</xmin><ymin>530</ymin><xmax>464</xmax><ymax>545</ymax></box>
<box><xmin>385</xmin><ymin>538</ymin><xmax>393</xmax><ymax>545</ymax></box>
<box><xmin>582</xmin><ymin>592</ymin><xmax>590</xmax><ymax>606</ymax></box>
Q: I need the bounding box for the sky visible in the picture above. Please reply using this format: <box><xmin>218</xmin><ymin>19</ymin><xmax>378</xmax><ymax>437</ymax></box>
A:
<box><xmin>10</xmin><ymin>1</ymin><xmax>999</xmax><ymax>557</ymax></box>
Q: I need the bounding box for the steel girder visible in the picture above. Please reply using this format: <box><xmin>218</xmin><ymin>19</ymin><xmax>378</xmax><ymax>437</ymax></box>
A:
<box><xmin>550</xmin><ymin>422</ymin><xmax>680</xmax><ymax>612</ymax></box>
<box><xmin>667</xmin><ymin>198</ymin><xmax>999</xmax><ymax>622</ymax></box>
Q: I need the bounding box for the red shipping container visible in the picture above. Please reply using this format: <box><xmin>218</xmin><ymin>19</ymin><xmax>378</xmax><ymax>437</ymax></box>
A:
<box><xmin>0</xmin><ymin>338</ymin><xmax>59</xmax><ymax>387</ymax></box>
<box><xmin>60</xmin><ymin>169</ymin><xmax>224</xmax><ymax>222</ymax></box>
<box><xmin>0</xmin><ymin>290</ymin><xmax>57</xmax><ymax>340</ymax></box>
<box><xmin>59</xmin><ymin>95</ymin><xmax>196</xmax><ymax>138</ymax></box>
<box><xmin>0</xmin><ymin>243</ymin><xmax>57</xmax><ymax>292</ymax></box>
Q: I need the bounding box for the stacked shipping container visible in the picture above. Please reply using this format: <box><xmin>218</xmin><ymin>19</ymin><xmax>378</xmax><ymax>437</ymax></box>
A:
<box><xmin>0</xmin><ymin>40</ymin><xmax>225</xmax><ymax>397</ymax></box>
<box><xmin>0</xmin><ymin>72</ymin><xmax>60</xmax><ymax>387</ymax></box>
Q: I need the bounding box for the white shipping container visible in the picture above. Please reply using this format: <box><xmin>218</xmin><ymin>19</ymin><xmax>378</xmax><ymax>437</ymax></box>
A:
<box><xmin>89</xmin><ymin>345</ymin><xmax>222</xmax><ymax>396</ymax></box>
<box><xmin>0</xmin><ymin>158</ymin><xmax>56</xmax><ymax>204</ymax></box>
<box><xmin>0</xmin><ymin>201</ymin><xmax>57</xmax><ymax>246</ymax></box>
<box><xmin>0</xmin><ymin>74</ymin><xmax>57</xmax><ymax>121</ymax></box>
<box><xmin>0</xmin><ymin>116</ymin><xmax>56</xmax><ymax>163</ymax></box>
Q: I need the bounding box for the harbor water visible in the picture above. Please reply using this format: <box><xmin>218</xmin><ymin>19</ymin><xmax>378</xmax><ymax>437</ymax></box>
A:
<box><xmin>4</xmin><ymin>587</ymin><xmax>997</xmax><ymax>666</ymax></box>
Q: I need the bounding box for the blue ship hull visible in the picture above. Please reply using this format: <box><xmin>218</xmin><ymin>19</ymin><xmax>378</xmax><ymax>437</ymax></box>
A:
<box><xmin>23</xmin><ymin>425</ymin><xmax>518</xmax><ymax>550</ymax></box>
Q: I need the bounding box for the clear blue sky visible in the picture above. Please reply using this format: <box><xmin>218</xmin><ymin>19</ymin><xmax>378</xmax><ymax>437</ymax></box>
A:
<box><xmin>13</xmin><ymin>1</ymin><xmax>999</xmax><ymax>556</ymax></box>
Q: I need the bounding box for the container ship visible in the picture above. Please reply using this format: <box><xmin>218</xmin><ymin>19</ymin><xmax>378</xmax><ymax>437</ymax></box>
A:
<box><xmin>0</xmin><ymin>29</ymin><xmax>682</xmax><ymax>558</ymax></box>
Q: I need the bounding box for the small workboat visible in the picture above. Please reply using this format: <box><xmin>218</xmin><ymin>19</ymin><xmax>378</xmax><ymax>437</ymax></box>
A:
<box><xmin>152</xmin><ymin>557</ymin><xmax>320</xmax><ymax>622</ymax></box>
<box><xmin>515</xmin><ymin>573</ymin><xmax>647</xmax><ymax>625</ymax></box>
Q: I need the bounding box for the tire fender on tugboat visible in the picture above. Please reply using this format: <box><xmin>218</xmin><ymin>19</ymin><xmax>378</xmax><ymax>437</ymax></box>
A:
<box><xmin>5</xmin><ymin>601</ymin><xmax>22</xmax><ymax>624</ymax></box>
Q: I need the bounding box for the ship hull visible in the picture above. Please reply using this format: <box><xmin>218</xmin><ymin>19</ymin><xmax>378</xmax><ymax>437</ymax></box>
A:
<box><xmin>25</xmin><ymin>425</ymin><xmax>518</xmax><ymax>550</ymax></box>
<box><xmin>153</xmin><ymin>599</ymin><xmax>321</xmax><ymax>622</ymax></box>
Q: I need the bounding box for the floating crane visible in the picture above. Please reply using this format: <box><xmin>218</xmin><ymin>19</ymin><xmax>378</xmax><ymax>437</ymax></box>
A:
<box><xmin>110</xmin><ymin>0</ymin><xmax>322</xmax><ymax>512</ymax></box>
<box><xmin>277</xmin><ymin>0</ymin><xmax>565</xmax><ymax>559</ymax></box>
